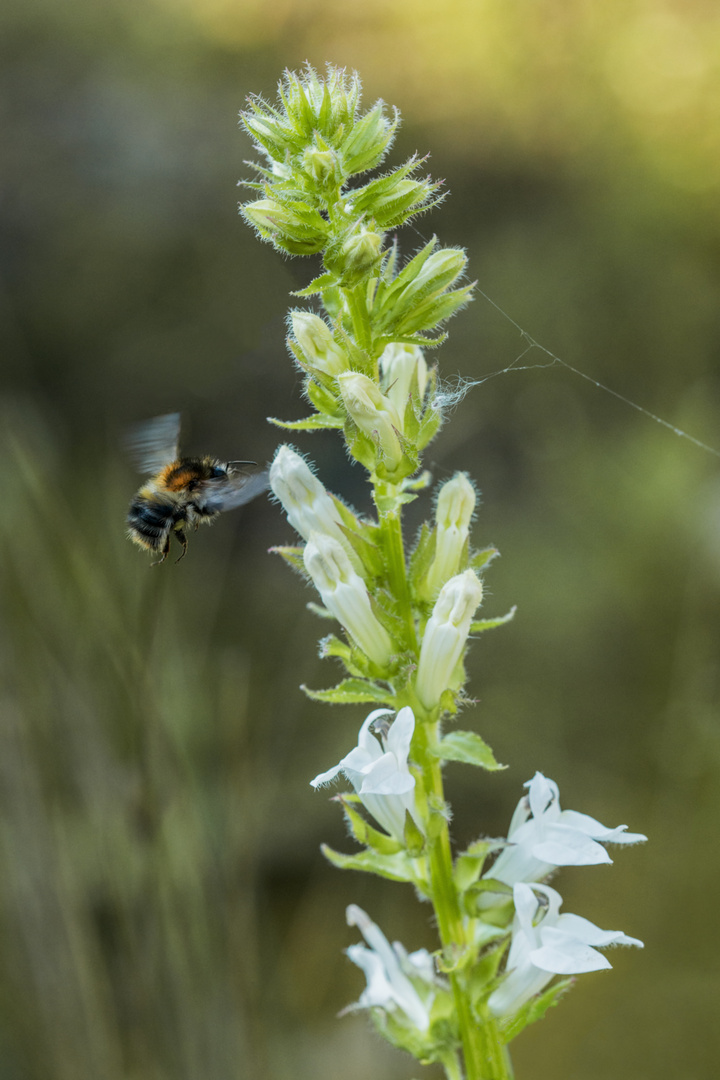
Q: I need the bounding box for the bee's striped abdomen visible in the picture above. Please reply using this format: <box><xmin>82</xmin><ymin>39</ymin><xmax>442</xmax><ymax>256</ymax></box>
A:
<box><xmin>127</xmin><ymin>493</ymin><xmax>177</xmax><ymax>551</ymax></box>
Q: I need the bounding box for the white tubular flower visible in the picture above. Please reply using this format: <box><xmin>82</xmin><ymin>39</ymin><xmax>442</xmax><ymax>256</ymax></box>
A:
<box><xmin>345</xmin><ymin>904</ymin><xmax>435</xmax><ymax>1031</ymax></box>
<box><xmin>337</xmin><ymin>372</ymin><xmax>404</xmax><ymax>472</ymax></box>
<box><xmin>415</xmin><ymin>569</ymin><xmax>483</xmax><ymax>709</ymax></box>
<box><xmin>270</xmin><ymin>445</ymin><xmax>348</xmax><ymax>544</ymax></box>
<box><xmin>423</xmin><ymin>473</ymin><xmax>476</xmax><ymax>598</ymax></box>
<box><xmin>379</xmin><ymin>343</ymin><xmax>429</xmax><ymax>417</ymax></box>
<box><xmin>303</xmin><ymin>532</ymin><xmax>394</xmax><ymax>667</ymax></box>
<box><xmin>487</xmin><ymin>772</ymin><xmax>648</xmax><ymax>887</ymax></box>
<box><xmin>488</xmin><ymin>882</ymin><xmax>643</xmax><ymax>1018</ymax></box>
<box><xmin>290</xmin><ymin>311</ymin><xmax>348</xmax><ymax>375</ymax></box>
<box><xmin>310</xmin><ymin>707</ymin><xmax>421</xmax><ymax>840</ymax></box>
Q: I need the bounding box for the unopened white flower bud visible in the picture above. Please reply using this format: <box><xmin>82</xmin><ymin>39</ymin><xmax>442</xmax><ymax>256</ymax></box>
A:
<box><xmin>423</xmin><ymin>474</ymin><xmax>476</xmax><ymax>598</ymax></box>
<box><xmin>333</xmin><ymin>227</ymin><xmax>384</xmax><ymax>285</ymax></box>
<box><xmin>304</xmin><ymin>533</ymin><xmax>394</xmax><ymax>667</ymax></box>
<box><xmin>290</xmin><ymin>312</ymin><xmax>348</xmax><ymax>375</ymax></box>
<box><xmin>379</xmin><ymin>344</ymin><xmax>428</xmax><ymax>418</ymax></box>
<box><xmin>415</xmin><ymin>569</ymin><xmax>483</xmax><ymax>709</ymax></box>
<box><xmin>302</xmin><ymin>146</ymin><xmax>340</xmax><ymax>187</ymax></box>
<box><xmin>270</xmin><ymin>446</ymin><xmax>347</xmax><ymax>545</ymax></box>
<box><xmin>338</xmin><ymin>372</ymin><xmax>403</xmax><ymax>472</ymax></box>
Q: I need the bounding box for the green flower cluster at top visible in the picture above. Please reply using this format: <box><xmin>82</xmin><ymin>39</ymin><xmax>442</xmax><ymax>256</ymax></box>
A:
<box><xmin>240</xmin><ymin>65</ymin><xmax>473</xmax><ymax>485</ymax></box>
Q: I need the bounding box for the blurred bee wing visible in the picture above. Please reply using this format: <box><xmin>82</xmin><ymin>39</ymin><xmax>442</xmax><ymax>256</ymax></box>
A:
<box><xmin>124</xmin><ymin>412</ymin><xmax>182</xmax><ymax>474</ymax></box>
<box><xmin>202</xmin><ymin>470</ymin><xmax>270</xmax><ymax>514</ymax></box>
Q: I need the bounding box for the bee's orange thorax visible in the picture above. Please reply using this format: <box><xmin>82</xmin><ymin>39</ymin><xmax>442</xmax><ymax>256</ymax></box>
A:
<box><xmin>158</xmin><ymin>459</ymin><xmax>214</xmax><ymax>492</ymax></box>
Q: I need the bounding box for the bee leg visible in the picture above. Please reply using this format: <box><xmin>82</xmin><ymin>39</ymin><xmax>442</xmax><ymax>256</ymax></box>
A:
<box><xmin>174</xmin><ymin>528</ymin><xmax>189</xmax><ymax>563</ymax></box>
<box><xmin>151</xmin><ymin>536</ymin><xmax>171</xmax><ymax>566</ymax></box>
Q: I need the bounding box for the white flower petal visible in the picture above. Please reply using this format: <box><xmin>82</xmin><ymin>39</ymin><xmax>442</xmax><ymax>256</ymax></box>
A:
<box><xmin>360</xmin><ymin>754</ymin><xmax>416</xmax><ymax>796</ymax></box>
<box><xmin>310</xmin><ymin>762</ymin><xmax>344</xmax><ymax>788</ymax></box>
<box><xmin>530</xmin><ymin>940</ymin><xmax>612</xmax><ymax>975</ymax></box>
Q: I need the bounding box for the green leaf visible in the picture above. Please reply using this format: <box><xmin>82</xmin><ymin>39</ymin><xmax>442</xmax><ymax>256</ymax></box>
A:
<box><xmin>320</xmin><ymin>843</ymin><xmax>419</xmax><ymax>883</ymax></box>
<box><xmin>432</xmin><ymin>731</ymin><xmax>506</xmax><ymax>771</ymax></box>
<box><xmin>301</xmin><ymin>679</ymin><xmax>395</xmax><ymax>704</ymax></box>
<box><xmin>267</xmin><ymin>414</ymin><xmax>344</xmax><ymax>430</ymax></box>
<box><xmin>469</xmin><ymin>607</ymin><xmax>517</xmax><ymax>634</ymax></box>
<box><xmin>292</xmin><ymin>271</ymin><xmax>338</xmax><ymax>297</ymax></box>
<box><xmin>499</xmin><ymin>979</ymin><xmax>574</xmax><ymax>1044</ymax></box>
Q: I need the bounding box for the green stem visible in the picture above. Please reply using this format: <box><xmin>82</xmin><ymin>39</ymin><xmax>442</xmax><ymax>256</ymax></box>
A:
<box><xmin>375</xmin><ymin>485</ymin><xmax>418</xmax><ymax>652</ymax></box>
<box><xmin>357</xmin><ymin>276</ymin><xmax>511</xmax><ymax>1080</ymax></box>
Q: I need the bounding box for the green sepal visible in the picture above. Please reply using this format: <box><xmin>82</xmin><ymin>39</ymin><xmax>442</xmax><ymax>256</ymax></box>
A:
<box><xmin>343</xmin><ymin>416</ymin><xmax>378</xmax><ymax>472</ymax></box>
<box><xmin>337</xmin><ymin>522</ymin><xmax>385</xmax><ymax>579</ymax></box>
<box><xmin>306</xmin><ymin>602</ymin><xmax>335</xmax><ymax>621</ymax></box>
<box><xmin>340</xmin><ymin>102</ymin><xmax>398</xmax><ymax>175</ymax></box>
<box><xmin>469</xmin><ymin>607</ymin><xmax>517</xmax><ymax>634</ymax></box>
<box><xmin>402</xmin><ymin>470</ymin><xmax>433</xmax><ymax>493</ymax></box>
<box><xmin>408</xmin><ymin>522</ymin><xmax>436</xmax><ymax>593</ymax></box>
<box><xmin>437</xmin><ymin>942</ymin><xmax>476</xmax><ymax>975</ymax></box>
<box><xmin>373</xmin><ymin>237</ymin><xmax>438</xmax><ymax>314</ymax></box>
<box><xmin>426</xmin><ymin>793</ymin><xmax>451</xmax><ymax>840</ymax></box>
<box><xmin>335</xmin><ymin>795</ymin><xmax>403</xmax><ymax>854</ymax></box>
<box><xmin>403</xmin><ymin>810</ymin><xmax>426</xmax><ymax>857</ymax></box>
<box><xmin>392</xmin><ymin>284</ymin><xmax>474</xmax><ymax>338</ymax></box>
<box><xmin>318</xmin><ymin>633</ymin><xmax>354</xmax><ymax>661</ymax></box>
<box><xmin>499</xmin><ymin>979</ymin><xmax>574</xmax><ymax>1045</ymax></box>
<box><xmin>438</xmin><ymin>687</ymin><xmax>460</xmax><ymax>716</ymax></box>
<box><xmin>433</xmin><ymin>731</ymin><xmax>505</xmax><ymax>771</ymax></box>
<box><xmin>301</xmin><ymin>678</ymin><xmax>395</xmax><ymax>705</ymax></box>
<box><xmin>269</xmin><ymin>545</ymin><xmax>306</xmax><ymax>574</ymax></box>
<box><xmin>320</xmin><ymin>843</ymin><xmax>419</xmax><ymax>884</ymax></box>
<box><xmin>462</xmin><ymin>879</ymin><xmax>514</xmax><ymax>919</ymax></box>
<box><xmin>317</xmin><ymin>635</ymin><xmax>367</xmax><ymax>677</ymax></box>
<box><xmin>470</xmin><ymin>546</ymin><xmax>500</xmax><ymax>571</ymax></box>
<box><xmin>468</xmin><ymin>938</ymin><xmax>511</xmax><ymax>1007</ymax></box>
<box><xmin>454</xmin><ymin>839</ymin><xmax>505</xmax><ymax>892</ymax></box>
<box><xmin>305</xmin><ymin>375</ymin><xmax>344</xmax><ymax>417</ymax></box>
<box><xmin>267</xmin><ymin>414</ymin><xmax>344</xmax><ymax>430</ymax></box>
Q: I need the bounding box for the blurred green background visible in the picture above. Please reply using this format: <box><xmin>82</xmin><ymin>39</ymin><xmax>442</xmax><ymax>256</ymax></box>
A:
<box><xmin>2</xmin><ymin>0</ymin><xmax>720</xmax><ymax>1077</ymax></box>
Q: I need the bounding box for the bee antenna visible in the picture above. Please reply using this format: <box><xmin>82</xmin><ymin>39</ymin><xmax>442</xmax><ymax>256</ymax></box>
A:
<box><xmin>227</xmin><ymin>459</ymin><xmax>257</xmax><ymax>467</ymax></box>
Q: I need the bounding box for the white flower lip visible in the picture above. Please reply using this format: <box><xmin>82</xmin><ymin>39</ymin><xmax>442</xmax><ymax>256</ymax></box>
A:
<box><xmin>487</xmin><ymin>772</ymin><xmax>648</xmax><ymax>887</ymax></box>
<box><xmin>488</xmin><ymin>882</ymin><xmax>643</xmax><ymax>1017</ymax></box>
<box><xmin>345</xmin><ymin>904</ymin><xmax>433</xmax><ymax>1031</ymax></box>
<box><xmin>310</xmin><ymin>707</ymin><xmax>421</xmax><ymax>841</ymax></box>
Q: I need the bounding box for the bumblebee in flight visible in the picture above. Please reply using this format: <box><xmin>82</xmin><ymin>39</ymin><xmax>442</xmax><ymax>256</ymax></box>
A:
<box><xmin>126</xmin><ymin>412</ymin><xmax>269</xmax><ymax>563</ymax></box>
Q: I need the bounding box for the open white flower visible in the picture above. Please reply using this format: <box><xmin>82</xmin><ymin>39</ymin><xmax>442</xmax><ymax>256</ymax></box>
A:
<box><xmin>488</xmin><ymin>882</ymin><xmax>643</xmax><ymax>1017</ymax></box>
<box><xmin>310</xmin><ymin>707</ymin><xmax>421</xmax><ymax>841</ymax></box>
<box><xmin>345</xmin><ymin>904</ymin><xmax>435</xmax><ymax>1031</ymax></box>
<box><xmin>487</xmin><ymin>772</ymin><xmax>647</xmax><ymax>887</ymax></box>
